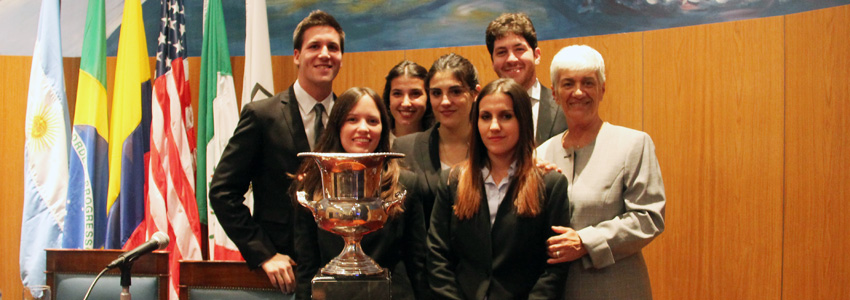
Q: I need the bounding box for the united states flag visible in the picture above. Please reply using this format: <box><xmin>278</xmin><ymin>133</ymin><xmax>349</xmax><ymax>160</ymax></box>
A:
<box><xmin>148</xmin><ymin>0</ymin><xmax>202</xmax><ymax>299</ymax></box>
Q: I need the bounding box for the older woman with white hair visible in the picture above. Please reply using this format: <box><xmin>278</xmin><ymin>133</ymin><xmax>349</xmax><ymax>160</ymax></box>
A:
<box><xmin>538</xmin><ymin>45</ymin><xmax>666</xmax><ymax>300</ymax></box>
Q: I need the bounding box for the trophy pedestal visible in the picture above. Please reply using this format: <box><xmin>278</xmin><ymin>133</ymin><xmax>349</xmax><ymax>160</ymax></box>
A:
<box><xmin>311</xmin><ymin>269</ymin><xmax>391</xmax><ymax>300</ymax></box>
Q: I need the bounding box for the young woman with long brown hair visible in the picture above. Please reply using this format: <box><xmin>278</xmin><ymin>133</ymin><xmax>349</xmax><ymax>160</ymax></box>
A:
<box><xmin>292</xmin><ymin>87</ymin><xmax>427</xmax><ymax>299</ymax></box>
<box><xmin>427</xmin><ymin>79</ymin><xmax>571</xmax><ymax>299</ymax></box>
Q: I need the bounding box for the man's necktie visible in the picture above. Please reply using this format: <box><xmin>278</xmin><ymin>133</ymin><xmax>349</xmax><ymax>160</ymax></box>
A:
<box><xmin>313</xmin><ymin>103</ymin><xmax>325</xmax><ymax>146</ymax></box>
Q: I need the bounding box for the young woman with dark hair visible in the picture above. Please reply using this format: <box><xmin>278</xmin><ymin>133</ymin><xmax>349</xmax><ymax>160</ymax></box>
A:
<box><xmin>292</xmin><ymin>87</ymin><xmax>427</xmax><ymax>300</ymax></box>
<box><xmin>427</xmin><ymin>78</ymin><xmax>571</xmax><ymax>299</ymax></box>
<box><xmin>383</xmin><ymin>60</ymin><xmax>434</xmax><ymax>140</ymax></box>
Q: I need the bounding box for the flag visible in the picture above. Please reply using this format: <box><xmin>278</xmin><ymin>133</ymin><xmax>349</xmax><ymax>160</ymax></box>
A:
<box><xmin>242</xmin><ymin>0</ymin><xmax>275</xmax><ymax>104</ymax></box>
<box><xmin>148</xmin><ymin>0</ymin><xmax>203</xmax><ymax>298</ymax></box>
<box><xmin>21</xmin><ymin>0</ymin><xmax>70</xmax><ymax>288</ymax></box>
<box><xmin>205</xmin><ymin>0</ymin><xmax>275</xmax><ymax>261</ymax></box>
<box><xmin>107</xmin><ymin>0</ymin><xmax>152</xmax><ymax>250</ymax></box>
<box><xmin>64</xmin><ymin>0</ymin><xmax>110</xmax><ymax>250</ymax></box>
<box><xmin>197</xmin><ymin>0</ymin><xmax>239</xmax><ymax>260</ymax></box>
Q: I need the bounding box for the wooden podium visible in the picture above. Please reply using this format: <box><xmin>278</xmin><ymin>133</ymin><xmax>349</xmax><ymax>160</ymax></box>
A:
<box><xmin>179</xmin><ymin>260</ymin><xmax>293</xmax><ymax>300</ymax></box>
<box><xmin>45</xmin><ymin>249</ymin><xmax>169</xmax><ymax>300</ymax></box>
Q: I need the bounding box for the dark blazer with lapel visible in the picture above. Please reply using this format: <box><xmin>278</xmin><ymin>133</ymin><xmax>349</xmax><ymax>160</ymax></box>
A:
<box><xmin>427</xmin><ymin>169</ymin><xmax>571</xmax><ymax>299</ymax></box>
<box><xmin>294</xmin><ymin>171</ymin><xmax>428</xmax><ymax>300</ymax></box>
<box><xmin>208</xmin><ymin>85</ymin><xmax>311</xmax><ymax>268</ymax></box>
<box><xmin>392</xmin><ymin>124</ymin><xmax>441</xmax><ymax>228</ymax></box>
<box><xmin>536</xmin><ymin>85</ymin><xmax>568</xmax><ymax>146</ymax></box>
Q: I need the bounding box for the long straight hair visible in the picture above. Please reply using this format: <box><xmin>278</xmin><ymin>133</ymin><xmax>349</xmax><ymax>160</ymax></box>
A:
<box><xmin>454</xmin><ymin>78</ymin><xmax>543</xmax><ymax>220</ymax></box>
<box><xmin>291</xmin><ymin>87</ymin><xmax>403</xmax><ymax>216</ymax></box>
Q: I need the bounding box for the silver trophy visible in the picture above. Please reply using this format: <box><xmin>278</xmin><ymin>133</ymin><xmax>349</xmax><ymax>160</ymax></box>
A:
<box><xmin>296</xmin><ymin>152</ymin><xmax>406</xmax><ymax>276</ymax></box>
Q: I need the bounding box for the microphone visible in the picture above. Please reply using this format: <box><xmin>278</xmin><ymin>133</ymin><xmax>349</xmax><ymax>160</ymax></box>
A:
<box><xmin>107</xmin><ymin>232</ymin><xmax>169</xmax><ymax>269</ymax></box>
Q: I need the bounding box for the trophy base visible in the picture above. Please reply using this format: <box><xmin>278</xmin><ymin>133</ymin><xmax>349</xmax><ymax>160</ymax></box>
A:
<box><xmin>320</xmin><ymin>253</ymin><xmax>384</xmax><ymax>276</ymax></box>
<box><xmin>312</xmin><ymin>269</ymin><xmax>391</xmax><ymax>300</ymax></box>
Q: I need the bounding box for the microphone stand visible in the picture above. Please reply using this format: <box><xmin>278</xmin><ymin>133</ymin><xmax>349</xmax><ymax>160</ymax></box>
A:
<box><xmin>118</xmin><ymin>261</ymin><xmax>135</xmax><ymax>300</ymax></box>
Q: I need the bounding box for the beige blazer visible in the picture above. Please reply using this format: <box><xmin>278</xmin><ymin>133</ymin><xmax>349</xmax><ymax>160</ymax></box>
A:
<box><xmin>537</xmin><ymin>122</ymin><xmax>666</xmax><ymax>300</ymax></box>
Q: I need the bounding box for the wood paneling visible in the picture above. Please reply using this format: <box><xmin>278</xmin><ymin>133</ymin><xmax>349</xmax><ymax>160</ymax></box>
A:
<box><xmin>643</xmin><ymin>17</ymin><xmax>785</xmax><ymax>300</ymax></box>
<box><xmin>64</xmin><ymin>58</ymin><xmax>81</xmax><ymax>120</ymax></box>
<box><xmin>0</xmin><ymin>55</ymin><xmax>30</xmax><ymax>300</ymax></box>
<box><xmin>270</xmin><ymin>55</ymin><xmax>298</xmax><ymax>95</ymax></box>
<box><xmin>539</xmin><ymin>33</ymin><xmax>644</xmax><ymax>130</ymax></box>
<box><xmin>784</xmin><ymin>5</ymin><xmax>850</xmax><ymax>299</ymax></box>
<box><xmin>333</xmin><ymin>50</ymin><xmax>406</xmax><ymax>94</ymax></box>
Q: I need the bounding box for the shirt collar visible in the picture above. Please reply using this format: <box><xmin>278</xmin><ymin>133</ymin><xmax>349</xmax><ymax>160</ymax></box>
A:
<box><xmin>482</xmin><ymin>161</ymin><xmax>518</xmax><ymax>186</ymax></box>
<box><xmin>527</xmin><ymin>79</ymin><xmax>541</xmax><ymax>103</ymax></box>
<box><xmin>294</xmin><ymin>79</ymin><xmax>334</xmax><ymax>113</ymax></box>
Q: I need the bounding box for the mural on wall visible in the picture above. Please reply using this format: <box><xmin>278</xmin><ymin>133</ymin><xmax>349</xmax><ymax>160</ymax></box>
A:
<box><xmin>1</xmin><ymin>0</ymin><xmax>848</xmax><ymax>57</ymax></box>
<box><xmin>134</xmin><ymin>0</ymin><xmax>850</xmax><ymax>56</ymax></box>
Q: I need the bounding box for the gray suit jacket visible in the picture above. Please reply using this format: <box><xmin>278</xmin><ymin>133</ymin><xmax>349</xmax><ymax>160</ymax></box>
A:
<box><xmin>392</xmin><ymin>125</ymin><xmax>442</xmax><ymax>228</ymax></box>
<box><xmin>537</xmin><ymin>123</ymin><xmax>666</xmax><ymax>300</ymax></box>
<box><xmin>536</xmin><ymin>85</ymin><xmax>568</xmax><ymax>146</ymax></box>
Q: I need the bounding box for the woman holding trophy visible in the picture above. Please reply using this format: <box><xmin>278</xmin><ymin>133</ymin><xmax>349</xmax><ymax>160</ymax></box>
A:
<box><xmin>427</xmin><ymin>79</ymin><xmax>571</xmax><ymax>299</ymax></box>
<box><xmin>292</xmin><ymin>87</ymin><xmax>428</xmax><ymax>299</ymax></box>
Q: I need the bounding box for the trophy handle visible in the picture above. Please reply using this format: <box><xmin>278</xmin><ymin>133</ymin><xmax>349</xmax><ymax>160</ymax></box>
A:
<box><xmin>383</xmin><ymin>190</ymin><xmax>407</xmax><ymax>212</ymax></box>
<box><xmin>296</xmin><ymin>191</ymin><xmax>318</xmax><ymax>216</ymax></box>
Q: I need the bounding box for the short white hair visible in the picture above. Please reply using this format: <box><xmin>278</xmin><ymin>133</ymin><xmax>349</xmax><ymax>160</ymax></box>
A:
<box><xmin>550</xmin><ymin>45</ymin><xmax>606</xmax><ymax>86</ymax></box>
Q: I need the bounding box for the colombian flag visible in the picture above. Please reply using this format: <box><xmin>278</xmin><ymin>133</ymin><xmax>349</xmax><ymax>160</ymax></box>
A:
<box><xmin>106</xmin><ymin>0</ymin><xmax>151</xmax><ymax>249</ymax></box>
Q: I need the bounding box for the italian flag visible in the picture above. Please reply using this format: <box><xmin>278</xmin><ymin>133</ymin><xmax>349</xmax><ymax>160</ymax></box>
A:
<box><xmin>197</xmin><ymin>0</ymin><xmax>240</xmax><ymax>260</ymax></box>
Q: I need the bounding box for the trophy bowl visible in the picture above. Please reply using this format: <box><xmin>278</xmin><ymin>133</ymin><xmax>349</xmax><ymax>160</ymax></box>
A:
<box><xmin>296</xmin><ymin>152</ymin><xmax>406</xmax><ymax>276</ymax></box>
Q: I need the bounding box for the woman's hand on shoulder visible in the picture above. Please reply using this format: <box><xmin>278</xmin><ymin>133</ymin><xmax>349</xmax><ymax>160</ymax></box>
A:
<box><xmin>535</xmin><ymin>158</ymin><xmax>563</xmax><ymax>174</ymax></box>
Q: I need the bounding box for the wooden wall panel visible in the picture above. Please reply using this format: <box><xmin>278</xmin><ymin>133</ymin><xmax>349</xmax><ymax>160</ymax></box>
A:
<box><xmin>186</xmin><ymin>57</ymin><xmax>201</xmax><ymax>122</ymax></box>
<box><xmin>64</xmin><ymin>58</ymin><xmax>81</xmax><ymax>120</ymax></box>
<box><xmin>643</xmin><ymin>17</ymin><xmax>785</xmax><ymax>300</ymax></box>
<box><xmin>539</xmin><ymin>33</ymin><xmax>644</xmax><ymax>131</ymax></box>
<box><xmin>270</xmin><ymin>55</ymin><xmax>298</xmax><ymax>96</ymax></box>
<box><xmin>333</xmin><ymin>50</ymin><xmax>406</xmax><ymax>94</ymax></box>
<box><xmin>0</xmin><ymin>55</ymin><xmax>29</xmax><ymax>300</ymax></box>
<box><xmin>229</xmin><ymin>56</ymin><xmax>246</xmax><ymax>107</ymax></box>
<box><xmin>784</xmin><ymin>5</ymin><xmax>850</xmax><ymax>299</ymax></box>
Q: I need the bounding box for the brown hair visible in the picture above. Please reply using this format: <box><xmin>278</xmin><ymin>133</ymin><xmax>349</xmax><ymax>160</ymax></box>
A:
<box><xmin>291</xmin><ymin>87</ymin><xmax>403</xmax><ymax>216</ymax></box>
<box><xmin>454</xmin><ymin>78</ymin><xmax>543</xmax><ymax>220</ymax></box>
<box><xmin>293</xmin><ymin>10</ymin><xmax>345</xmax><ymax>53</ymax></box>
<box><xmin>426</xmin><ymin>53</ymin><xmax>479</xmax><ymax>94</ymax></box>
<box><xmin>485</xmin><ymin>12</ymin><xmax>538</xmax><ymax>60</ymax></box>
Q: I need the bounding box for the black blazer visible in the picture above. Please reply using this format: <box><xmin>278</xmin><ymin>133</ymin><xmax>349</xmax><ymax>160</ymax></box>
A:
<box><xmin>536</xmin><ymin>85</ymin><xmax>568</xmax><ymax>146</ymax></box>
<box><xmin>428</xmin><ymin>169</ymin><xmax>571</xmax><ymax>299</ymax></box>
<box><xmin>294</xmin><ymin>171</ymin><xmax>428</xmax><ymax>300</ymax></box>
<box><xmin>208</xmin><ymin>85</ymin><xmax>312</xmax><ymax>267</ymax></box>
<box><xmin>392</xmin><ymin>125</ymin><xmax>442</xmax><ymax>228</ymax></box>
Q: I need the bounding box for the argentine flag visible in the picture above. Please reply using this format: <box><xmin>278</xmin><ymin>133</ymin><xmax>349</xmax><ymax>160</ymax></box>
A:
<box><xmin>21</xmin><ymin>0</ymin><xmax>70</xmax><ymax>287</ymax></box>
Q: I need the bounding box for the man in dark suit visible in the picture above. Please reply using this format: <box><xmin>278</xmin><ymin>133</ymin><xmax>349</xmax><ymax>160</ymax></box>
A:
<box><xmin>208</xmin><ymin>10</ymin><xmax>344</xmax><ymax>294</ymax></box>
<box><xmin>486</xmin><ymin>13</ymin><xmax>568</xmax><ymax>145</ymax></box>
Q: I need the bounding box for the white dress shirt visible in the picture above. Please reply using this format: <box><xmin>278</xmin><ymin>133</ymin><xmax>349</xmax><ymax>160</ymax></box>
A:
<box><xmin>294</xmin><ymin>80</ymin><xmax>334</xmax><ymax>150</ymax></box>
<box><xmin>481</xmin><ymin>162</ymin><xmax>517</xmax><ymax>226</ymax></box>
<box><xmin>527</xmin><ymin>79</ymin><xmax>541</xmax><ymax>137</ymax></box>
